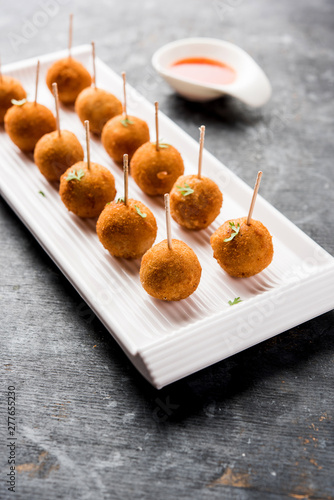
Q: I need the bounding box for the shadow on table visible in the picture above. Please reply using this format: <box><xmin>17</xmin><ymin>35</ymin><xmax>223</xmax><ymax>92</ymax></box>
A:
<box><xmin>129</xmin><ymin>309</ymin><xmax>334</xmax><ymax>424</ymax></box>
<box><xmin>163</xmin><ymin>93</ymin><xmax>265</xmax><ymax>128</ymax></box>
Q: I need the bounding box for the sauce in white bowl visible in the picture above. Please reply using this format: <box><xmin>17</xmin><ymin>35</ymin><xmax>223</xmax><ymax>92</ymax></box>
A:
<box><xmin>152</xmin><ymin>38</ymin><xmax>272</xmax><ymax>107</ymax></box>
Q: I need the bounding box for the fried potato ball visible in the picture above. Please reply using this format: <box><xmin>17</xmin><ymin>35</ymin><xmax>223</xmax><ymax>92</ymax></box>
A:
<box><xmin>0</xmin><ymin>75</ymin><xmax>26</xmax><ymax>124</ymax></box>
<box><xmin>131</xmin><ymin>142</ymin><xmax>185</xmax><ymax>196</ymax></box>
<box><xmin>4</xmin><ymin>102</ymin><xmax>56</xmax><ymax>152</ymax></box>
<box><xmin>75</xmin><ymin>87</ymin><xmax>122</xmax><ymax>135</ymax></box>
<box><xmin>210</xmin><ymin>217</ymin><xmax>274</xmax><ymax>278</ymax></box>
<box><xmin>101</xmin><ymin>115</ymin><xmax>150</xmax><ymax>164</ymax></box>
<box><xmin>170</xmin><ymin>174</ymin><xmax>222</xmax><ymax>230</ymax></box>
<box><xmin>140</xmin><ymin>239</ymin><xmax>202</xmax><ymax>301</ymax></box>
<box><xmin>46</xmin><ymin>57</ymin><xmax>92</xmax><ymax>105</ymax></box>
<box><xmin>96</xmin><ymin>199</ymin><xmax>157</xmax><ymax>259</ymax></box>
<box><xmin>59</xmin><ymin>161</ymin><xmax>116</xmax><ymax>218</ymax></box>
<box><xmin>34</xmin><ymin>130</ymin><xmax>84</xmax><ymax>181</ymax></box>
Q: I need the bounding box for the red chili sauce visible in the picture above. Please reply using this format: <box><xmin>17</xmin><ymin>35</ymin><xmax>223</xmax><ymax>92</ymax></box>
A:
<box><xmin>169</xmin><ymin>57</ymin><xmax>236</xmax><ymax>85</ymax></box>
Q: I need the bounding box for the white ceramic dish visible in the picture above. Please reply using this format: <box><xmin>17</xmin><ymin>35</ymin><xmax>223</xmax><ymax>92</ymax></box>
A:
<box><xmin>152</xmin><ymin>37</ymin><xmax>272</xmax><ymax>106</ymax></box>
<box><xmin>1</xmin><ymin>45</ymin><xmax>333</xmax><ymax>389</ymax></box>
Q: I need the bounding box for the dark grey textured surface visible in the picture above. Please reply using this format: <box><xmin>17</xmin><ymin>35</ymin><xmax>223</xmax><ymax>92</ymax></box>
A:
<box><xmin>1</xmin><ymin>0</ymin><xmax>333</xmax><ymax>499</ymax></box>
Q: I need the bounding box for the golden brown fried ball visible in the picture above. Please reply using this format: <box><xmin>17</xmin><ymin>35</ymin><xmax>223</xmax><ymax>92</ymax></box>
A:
<box><xmin>170</xmin><ymin>174</ymin><xmax>222</xmax><ymax>230</ymax></box>
<box><xmin>75</xmin><ymin>87</ymin><xmax>122</xmax><ymax>135</ymax></box>
<box><xmin>140</xmin><ymin>239</ymin><xmax>202</xmax><ymax>301</ymax></box>
<box><xmin>96</xmin><ymin>199</ymin><xmax>157</xmax><ymax>259</ymax></box>
<box><xmin>0</xmin><ymin>75</ymin><xmax>26</xmax><ymax>124</ymax></box>
<box><xmin>59</xmin><ymin>161</ymin><xmax>116</xmax><ymax>218</ymax></box>
<box><xmin>46</xmin><ymin>57</ymin><xmax>92</xmax><ymax>105</ymax></box>
<box><xmin>34</xmin><ymin>130</ymin><xmax>84</xmax><ymax>181</ymax></box>
<box><xmin>210</xmin><ymin>217</ymin><xmax>274</xmax><ymax>278</ymax></box>
<box><xmin>4</xmin><ymin>102</ymin><xmax>56</xmax><ymax>152</ymax></box>
<box><xmin>101</xmin><ymin>115</ymin><xmax>150</xmax><ymax>164</ymax></box>
<box><xmin>131</xmin><ymin>142</ymin><xmax>185</xmax><ymax>196</ymax></box>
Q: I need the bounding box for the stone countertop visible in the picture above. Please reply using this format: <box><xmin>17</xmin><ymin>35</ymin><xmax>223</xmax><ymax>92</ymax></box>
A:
<box><xmin>1</xmin><ymin>0</ymin><xmax>333</xmax><ymax>499</ymax></box>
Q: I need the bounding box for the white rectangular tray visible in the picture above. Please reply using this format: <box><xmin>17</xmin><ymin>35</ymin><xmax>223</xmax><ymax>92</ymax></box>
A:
<box><xmin>1</xmin><ymin>45</ymin><xmax>334</xmax><ymax>389</ymax></box>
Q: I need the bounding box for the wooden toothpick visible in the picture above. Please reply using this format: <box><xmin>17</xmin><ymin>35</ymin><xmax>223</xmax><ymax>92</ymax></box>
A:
<box><xmin>123</xmin><ymin>154</ymin><xmax>129</xmax><ymax>206</ymax></box>
<box><xmin>34</xmin><ymin>60</ymin><xmax>40</xmax><ymax>105</ymax></box>
<box><xmin>247</xmin><ymin>171</ymin><xmax>263</xmax><ymax>225</ymax></box>
<box><xmin>68</xmin><ymin>13</ymin><xmax>73</xmax><ymax>58</ymax></box>
<box><xmin>155</xmin><ymin>101</ymin><xmax>159</xmax><ymax>152</ymax></box>
<box><xmin>85</xmin><ymin>120</ymin><xmax>91</xmax><ymax>170</ymax></box>
<box><xmin>164</xmin><ymin>193</ymin><xmax>172</xmax><ymax>250</ymax></box>
<box><xmin>52</xmin><ymin>83</ymin><xmax>61</xmax><ymax>137</ymax></box>
<box><xmin>91</xmin><ymin>41</ymin><xmax>96</xmax><ymax>89</ymax></box>
<box><xmin>122</xmin><ymin>71</ymin><xmax>127</xmax><ymax>119</ymax></box>
<box><xmin>198</xmin><ymin>125</ymin><xmax>205</xmax><ymax>179</ymax></box>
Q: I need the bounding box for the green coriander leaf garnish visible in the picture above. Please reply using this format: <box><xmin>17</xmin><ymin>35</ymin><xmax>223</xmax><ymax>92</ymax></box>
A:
<box><xmin>116</xmin><ymin>197</ymin><xmax>125</xmax><ymax>203</ymax></box>
<box><xmin>134</xmin><ymin>205</ymin><xmax>147</xmax><ymax>218</ymax></box>
<box><xmin>66</xmin><ymin>169</ymin><xmax>85</xmax><ymax>181</ymax></box>
<box><xmin>228</xmin><ymin>297</ymin><xmax>243</xmax><ymax>306</ymax></box>
<box><xmin>176</xmin><ymin>182</ymin><xmax>194</xmax><ymax>196</ymax></box>
<box><xmin>120</xmin><ymin>117</ymin><xmax>134</xmax><ymax>127</ymax></box>
<box><xmin>224</xmin><ymin>222</ymin><xmax>240</xmax><ymax>242</ymax></box>
<box><xmin>38</xmin><ymin>190</ymin><xmax>45</xmax><ymax>197</ymax></box>
<box><xmin>11</xmin><ymin>98</ymin><xmax>27</xmax><ymax>106</ymax></box>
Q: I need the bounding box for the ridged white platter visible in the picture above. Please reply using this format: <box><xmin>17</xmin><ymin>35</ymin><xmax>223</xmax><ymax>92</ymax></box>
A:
<box><xmin>1</xmin><ymin>45</ymin><xmax>334</xmax><ymax>389</ymax></box>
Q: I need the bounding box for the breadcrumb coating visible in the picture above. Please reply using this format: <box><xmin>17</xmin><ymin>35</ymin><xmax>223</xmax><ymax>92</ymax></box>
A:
<box><xmin>5</xmin><ymin>102</ymin><xmax>56</xmax><ymax>152</ymax></box>
<box><xmin>170</xmin><ymin>174</ymin><xmax>222</xmax><ymax>229</ymax></box>
<box><xmin>46</xmin><ymin>57</ymin><xmax>91</xmax><ymax>105</ymax></box>
<box><xmin>210</xmin><ymin>217</ymin><xmax>273</xmax><ymax>277</ymax></box>
<box><xmin>102</xmin><ymin>115</ymin><xmax>150</xmax><ymax>164</ymax></box>
<box><xmin>96</xmin><ymin>199</ymin><xmax>157</xmax><ymax>259</ymax></box>
<box><xmin>34</xmin><ymin>130</ymin><xmax>84</xmax><ymax>181</ymax></box>
<box><xmin>75</xmin><ymin>87</ymin><xmax>122</xmax><ymax>135</ymax></box>
<box><xmin>140</xmin><ymin>239</ymin><xmax>202</xmax><ymax>301</ymax></box>
<box><xmin>0</xmin><ymin>75</ymin><xmax>26</xmax><ymax>123</ymax></box>
<box><xmin>59</xmin><ymin>161</ymin><xmax>116</xmax><ymax>218</ymax></box>
<box><xmin>131</xmin><ymin>142</ymin><xmax>184</xmax><ymax>196</ymax></box>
